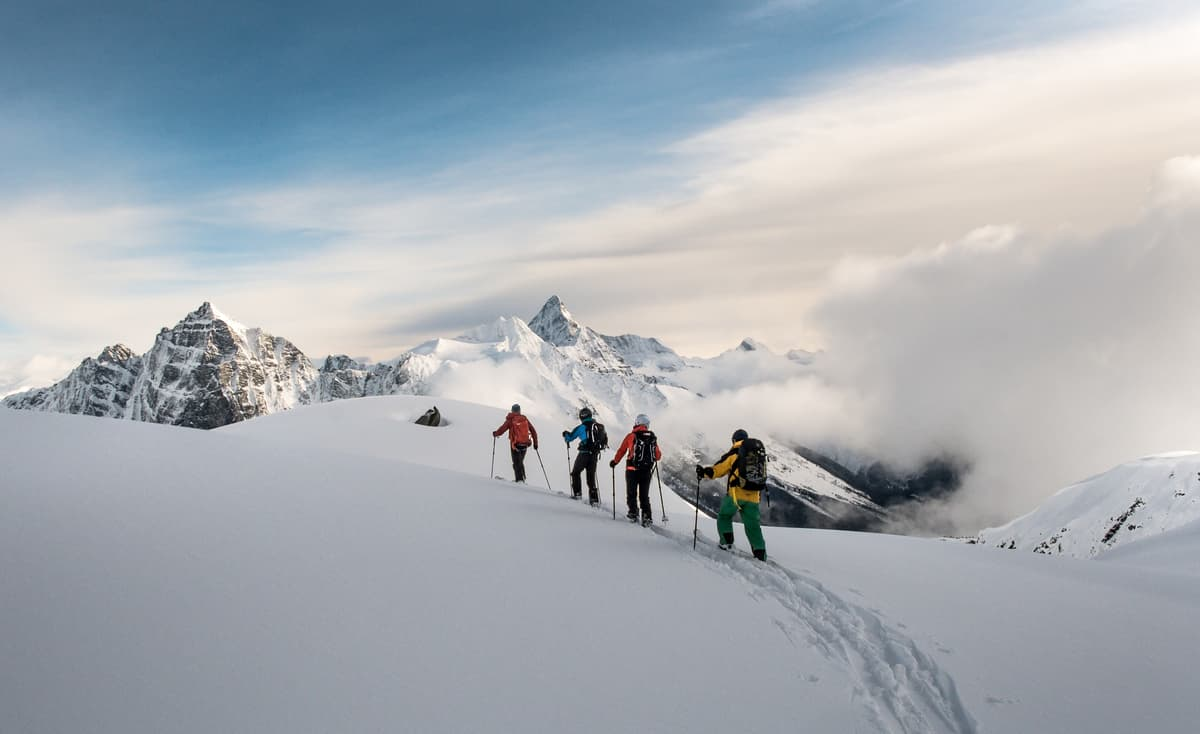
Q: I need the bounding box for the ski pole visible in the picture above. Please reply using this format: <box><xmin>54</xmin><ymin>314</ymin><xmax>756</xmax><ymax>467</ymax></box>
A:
<box><xmin>534</xmin><ymin>447</ymin><xmax>552</xmax><ymax>492</ymax></box>
<box><xmin>611</xmin><ymin>464</ymin><xmax>616</xmax><ymax>520</ymax></box>
<box><xmin>566</xmin><ymin>443</ymin><xmax>573</xmax><ymax>496</ymax></box>
<box><xmin>654</xmin><ymin>462</ymin><xmax>668</xmax><ymax>523</ymax></box>
<box><xmin>693</xmin><ymin>475</ymin><xmax>701</xmax><ymax>550</ymax></box>
<box><xmin>491</xmin><ymin>436</ymin><xmax>497</xmax><ymax>478</ymax></box>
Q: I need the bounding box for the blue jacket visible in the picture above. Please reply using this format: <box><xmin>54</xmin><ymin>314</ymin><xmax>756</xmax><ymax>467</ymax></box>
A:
<box><xmin>564</xmin><ymin>419</ymin><xmax>592</xmax><ymax>448</ymax></box>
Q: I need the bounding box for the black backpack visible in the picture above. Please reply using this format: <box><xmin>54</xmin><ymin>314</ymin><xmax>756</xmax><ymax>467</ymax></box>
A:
<box><xmin>630</xmin><ymin>430</ymin><xmax>657</xmax><ymax>469</ymax></box>
<box><xmin>735</xmin><ymin>437</ymin><xmax>768</xmax><ymax>489</ymax></box>
<box><xmin>415</xmin><ymin>406</ymin><xmax>441</xmax><ymax>427</ymax></box>
<box><xmin>586</xmin><ymin>421</ymin><xmax>609</xmax><ymax>452</ymax></box>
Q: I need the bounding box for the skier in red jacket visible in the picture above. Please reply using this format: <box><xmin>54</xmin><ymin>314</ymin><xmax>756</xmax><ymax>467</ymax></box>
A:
<box><xmin>494</xmin><ymin>404</ymin><xmax>538</xmax><ymax>483</ymax></box>
<box><xmin>609</xmin><ymin>414</ymin><xmax>662</xmax><ymax>526</ymax></box>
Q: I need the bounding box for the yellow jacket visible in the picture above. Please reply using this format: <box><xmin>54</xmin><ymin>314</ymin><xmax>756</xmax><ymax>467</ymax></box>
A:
<box><xmin>711</xmin><ymin>440</ymin><xmax>761</xmax><ymax>505</ymax></box>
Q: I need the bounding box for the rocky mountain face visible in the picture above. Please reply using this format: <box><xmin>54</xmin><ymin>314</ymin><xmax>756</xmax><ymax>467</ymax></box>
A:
<box><xmin>3</xmin><ymin>296</ymin><xmax>923</xmax><ymax>530</ymax></box>
<box><xmin>5</xmin><ymin>304</ymin><xmax>321</xmax><ymax>429</ymax></box>
<box><xmin>5</xmin><ymin>344</ymin><xmax>142</xmax><ymax>418</ymax></box>
<box><xmin>527</xmin><ymin>295</ymin><xmax>635</xmax><ymax>375</ymax></box>
<box><xmin>127</xmin><ymin>303</ymin><xmax>320</xmax><ymax>428</ymax></box>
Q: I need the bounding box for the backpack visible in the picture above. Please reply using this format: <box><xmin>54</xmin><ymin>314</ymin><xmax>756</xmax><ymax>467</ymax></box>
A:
<box><xmin>735</xmin><ymin>437</ymin><xmax>768</xmax><ymax>489</ymax></box>
<box><xmin>415</xmin><ymin>406</ymin><xmax>441</xmax><ymax>427</ymax></box>
<box><xmin>510</xmin><ymin>415</ymin><xmax>531</xmax><ymax>446</ymax></box>
<box><xmin>585</xmin><ymin>421</ymin><xmax>609</xmax><ymax>452</ymax></box>
<box><xmin>630</xmin><ymin>430</ymin><xmax>657</xmax><ymax>469</ymax></box>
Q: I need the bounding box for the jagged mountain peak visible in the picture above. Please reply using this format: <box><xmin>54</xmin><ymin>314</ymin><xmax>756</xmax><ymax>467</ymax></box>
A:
<box><xmin>98</xmin><ymin>344</ymin><xmax>137</xmax><ymax>363</ymax></box>
<box><xmin>528</xmin><ymin>295</ymin><xmax>581</xmax><ymax>347</ymax></box>
<box><xmin>174</xmin><ymin>302</ymin><xmax>250</xmax><ymax>339</ymax></box>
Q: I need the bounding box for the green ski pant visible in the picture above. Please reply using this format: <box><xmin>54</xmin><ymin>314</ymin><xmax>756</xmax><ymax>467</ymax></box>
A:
<box><xmin>716</xmin><ymin>494</ymin><xmax>765</xmax><ymax>552</ymax></box>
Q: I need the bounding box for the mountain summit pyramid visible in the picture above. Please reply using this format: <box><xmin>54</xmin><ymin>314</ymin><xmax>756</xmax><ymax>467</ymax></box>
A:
<box><xmin>527</xmin><ymin>295</ymin><xmax>581</xmax><ymax>347</ymax></box>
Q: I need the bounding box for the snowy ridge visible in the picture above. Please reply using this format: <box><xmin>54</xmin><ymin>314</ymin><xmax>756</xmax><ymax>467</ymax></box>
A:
<box><xmin>976</xmin><ymin>452</ymin><xmax>1200</xmax><ymax>558</ymax></box>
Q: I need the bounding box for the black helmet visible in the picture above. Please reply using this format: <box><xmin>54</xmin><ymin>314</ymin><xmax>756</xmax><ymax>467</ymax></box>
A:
<box><xmin>579</xmin><ymin>407</ymin><xmax>593</xmax><ymax>421</ymax></box>
<box><xmin>511</xmin><ymin>403</ymin><xmax>521</xmax><ymax>413</ymax></box>
<box><xmin>731</xmin><ymin>429</ymin><xmax>748</xmax><ymax>443</ymax></box>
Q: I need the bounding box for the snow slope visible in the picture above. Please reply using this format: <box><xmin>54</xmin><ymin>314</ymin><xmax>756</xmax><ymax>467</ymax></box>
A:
<box><xmin>1098</xmin><ymin>517</ymin><xmax>1200</xmax><ymax>577</ymax></box>
<box><xmin>4</xmin><ymin>399</ymin><xmax>1198</xmax><ymax>732</ymax></box>
<box><xmin>976</xmin><ymin>452</ymin><xmax>1200</xmax><ymax>559</ymax></box>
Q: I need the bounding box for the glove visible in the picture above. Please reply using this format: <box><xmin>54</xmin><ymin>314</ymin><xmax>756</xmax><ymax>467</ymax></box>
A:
<box><xmin>695</xmin><ymin>464</ymin><xmax>706</xmax><ymax>480</ymax></box>
<box><xmin>609</xmin><ymin>460</ymin><xmax>618</xmax><ymax>468</ymax></box>
<box><xmin>562</xmin><ymin>430</ymin><xmax>570</xmax><ymax>439</ymax></box>
<box><xmin>533</xmin><ymin>442</ymin><xmax>539</xmax><ymax>450</ymax></box>
<box><xmin>492</xmin><ymin>430</ymin><xmax>501</xmax><ymax>438</ymax></box>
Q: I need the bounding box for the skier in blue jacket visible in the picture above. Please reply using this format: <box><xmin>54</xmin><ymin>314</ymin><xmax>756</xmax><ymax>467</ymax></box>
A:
<box><xmin>563</xmin><ymin>407</ymin><xmax>605</xmax><ymax>505</ymax></box>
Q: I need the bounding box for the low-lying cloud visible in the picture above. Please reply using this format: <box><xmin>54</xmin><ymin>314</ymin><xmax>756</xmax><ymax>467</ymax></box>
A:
<box><xmin>802</xmin><ymin>157</ymin><xmax>1200</xmax><ymax>532</ymax></box>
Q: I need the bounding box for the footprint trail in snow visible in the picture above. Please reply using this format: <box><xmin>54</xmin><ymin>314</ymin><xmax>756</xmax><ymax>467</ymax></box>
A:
<box><xmin>652</xmin><ymin>526</ymin><xmax>979</xmax><ymax>734</ymax></box>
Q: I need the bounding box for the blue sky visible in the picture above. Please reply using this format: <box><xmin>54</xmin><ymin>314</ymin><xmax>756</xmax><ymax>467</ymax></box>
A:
<box><xmin>4</xmin><ymin>0</ymin><xmax>1170</xmax><ymax>195</ymax></box>
<box><xmin>1</xmin><ymin>0</ymin><xmax>1197</xmax><ymax>390</ymax></box>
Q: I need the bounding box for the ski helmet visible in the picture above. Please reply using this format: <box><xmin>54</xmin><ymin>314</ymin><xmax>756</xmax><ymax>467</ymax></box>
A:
<box><xmin>635</xmin><ymin>413</ymin><xmax>650</xmax><ymax>428</ymax></box>
<box><xmin>731</xmin><ymin>429</ymin><xmax>748</xmax><ymax>443</ymax></box>
<box><xmin>579</xmin><ymin>407</ymin><xmax>593</xmax><ymax>421</ymax></box>
<box><xmin>511</xmin><ymin>403</ymin><xmax>521</xmax><ymax>413</ymax></box>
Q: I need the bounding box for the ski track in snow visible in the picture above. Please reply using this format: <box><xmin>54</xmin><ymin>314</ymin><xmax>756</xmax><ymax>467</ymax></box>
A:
<box><xmin>516</xmin><ymin>474</ymin><xmax>978</xmax><ymax>733</ymax></box>
<box><xmin>646</xmin><ymin>524</ymin><xmax>979</xmax><ymax>734</ymax></box>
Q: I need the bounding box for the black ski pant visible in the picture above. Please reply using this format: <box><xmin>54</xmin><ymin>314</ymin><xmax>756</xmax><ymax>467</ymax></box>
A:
<box><xmin>510</xmin><ymin>444</ymin><xmax>529</xmax><ymax>482</ymax></box>
<box><xmin>625</xmin><ymin>466</ymin><xmax>653</xmax><ymax>519</ymax></box>
<box><xmin>571</xmin><ymin>451</ymin><xmax>599</xmax><ymax>500</ymax></box>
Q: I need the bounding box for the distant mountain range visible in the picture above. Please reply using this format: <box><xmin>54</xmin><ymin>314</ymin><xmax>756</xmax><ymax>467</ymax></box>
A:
<box><xmin>3</xmin><ymin>296</ymin><xmax>964</xmax><ymax>530</ymax></box>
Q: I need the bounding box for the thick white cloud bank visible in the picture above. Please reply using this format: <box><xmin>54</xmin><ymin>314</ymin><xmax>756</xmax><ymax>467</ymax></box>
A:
<box><xmin>800</xmin><ymin>157</ymin><xmax>1200</xmax><ymax>532</ymax></box>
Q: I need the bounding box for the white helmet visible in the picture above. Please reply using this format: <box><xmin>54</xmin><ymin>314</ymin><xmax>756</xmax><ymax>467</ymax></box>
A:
<box><xmin>634</xmin><ymin>413</ymin><xmax>650</xmax><ymax>428</ymax></box>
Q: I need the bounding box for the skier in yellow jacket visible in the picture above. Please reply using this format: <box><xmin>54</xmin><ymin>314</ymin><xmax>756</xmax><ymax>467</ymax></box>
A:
<box><xmin>696</xmin><ymin>429</ymin><xmax>767</xmax><ymax>560</ymax></box>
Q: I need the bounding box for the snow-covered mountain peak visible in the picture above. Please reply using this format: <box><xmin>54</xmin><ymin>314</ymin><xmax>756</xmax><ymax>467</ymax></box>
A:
<box><xmin>528</xmin><ymin>295</ymin><xmax>581</xmax><ymax>347</ymax></box>
<box><xmin>738</xmin><ymin>338</ymin><xmax>764</xmax><ymax>352</ymax></box>
<box><xmin>457</xmin><ymin>315</ymin><xmax>548</xmax><ymax>356</ymax></box>
<box><xmin>977</xmin><ymin>452</ymin><xmax>1200</xmax><ymax>558</ymax></box>
<box><xmin>172</xmin><ymin>302</ymin><xmax>251</xmax><ymax>344</ymax></box>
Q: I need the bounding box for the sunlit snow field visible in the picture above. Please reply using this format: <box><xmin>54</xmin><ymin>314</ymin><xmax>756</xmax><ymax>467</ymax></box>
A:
<box><xmin>3</xmin><ymin>397</ymin><xmax>1198</xmax><ymax>733</ymax></box>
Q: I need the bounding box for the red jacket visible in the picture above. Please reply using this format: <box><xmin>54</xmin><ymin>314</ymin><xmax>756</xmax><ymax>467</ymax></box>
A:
<box><xmin>611</xmin><ymin>424</ymin><xmax>661</xmax><ymax>470</ymax></box>
<box><xmin>494</xmin><ymin>412</ymin><xmax>538</xmax><ymax>449</ymax></box>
